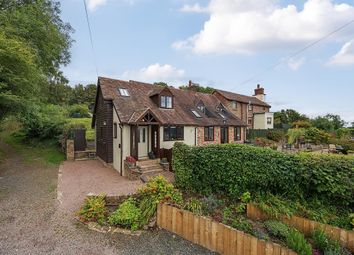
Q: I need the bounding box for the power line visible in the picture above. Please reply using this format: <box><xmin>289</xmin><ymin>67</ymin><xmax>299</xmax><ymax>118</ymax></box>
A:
<box><xmin>83</xmin><ymin>0</ymin><xmax>99</xmax><ymax>78</ymax></box>
<box><xmin>237</xmin><ymin>18</ymin><xmax>354</xmax><ymax>87</ymax></box>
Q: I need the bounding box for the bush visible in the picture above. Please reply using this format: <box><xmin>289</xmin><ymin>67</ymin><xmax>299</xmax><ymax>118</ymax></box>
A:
<box><xmin>138</xmin><ymin>176</ymin><xmax>183</xmax><ymax>226</ymax></box>
<box><xmin>20</xmin><ymin>104</ymin><xmax>68</xmax><ymax>140</ymax></box>
<box><xmin>287</xmin><ymin>128</ymin><xmax>305</xmax><ymax>144</ymax></box>
<box><xmin>252</xmin><ymin>137</ymin><xmax>276</xmax><ymax>147</ymax></box>
<box><xmin>312</xmin><ymin>229</ymin><xmax>341</xmax><ymax>254</ymax></box>
<box><xmin>173</xmin><ymin>143</ymin><xmax>354</xmax><ymax>207</ymax></box>
<box><xmin>264</xmin><ymin>220</ymin><xmax>290</xmax><ymax>239</ymax></box>
<box><xmin>183</xmin><ymin>197</ymin><xmax>203</xmax><ymax>215</ymax></box>
<box><xmin>266</xmin><ymin>129</ymin><xmax>285</xmax><ymax>142</ymax></box>
<box><xmin>286</xmin><ymin>228</ymin><xmax>312</xmax><ymax>255</ymax></box>
<box><xmin>67</xmin><ymin>104</ymin><xmax>91</xmax><ymax>118</ymax></box>
<box><xmin>79</xmin><ymin>195</ymin><xmax>107</xmax><ymax>225</ymax></box>
<box><xmin>304</xmin><ymin>127</ymin><xmax>330</xmax><ymax>144</ymax></box>
<box><xmin>108</xmin><ymin>198</ymin><xmax>141</xmax><ymax>231</ymax></box>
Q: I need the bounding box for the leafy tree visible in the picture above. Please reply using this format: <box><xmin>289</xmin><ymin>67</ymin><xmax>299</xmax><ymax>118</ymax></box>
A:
<box><xmin>0</xmin><ymin>0</ymin><xmax>73</xmax><ymax>120</ymax></box>
<box><xmin>153</xmin><ymin>82</ymin><xmax>168</xmax><ymax>87</ymax></box>
<box><xmin>179</xmin><ymin>84</ymin><xmax>214</xmax><ymax>94</ymax></box>
<box><xmin>274</xmin><ymin>109</ymin><xmax>308</xmax><ymax>126</ymax></box>
<box><xmin>312</xmin><ymin>114</ymin><xmax>345</xmax><ymax>132</ymax></box>
<box><xmin>69</xmin><ymin>83</ymin><xmax>97</xmax><ymax>105</ymax></box>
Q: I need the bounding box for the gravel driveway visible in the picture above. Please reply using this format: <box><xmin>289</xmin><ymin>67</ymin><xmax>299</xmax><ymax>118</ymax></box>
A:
<box><xmin>0</xmin><ymin>140</ymin><xmax>215</xmax><ymax>255</ymax></box>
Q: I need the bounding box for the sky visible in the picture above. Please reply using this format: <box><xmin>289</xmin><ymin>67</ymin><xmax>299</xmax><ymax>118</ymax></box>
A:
<box><xmin>59</xmin><ymin>0</ymin><xmax>354</xmax><ymax>123</ymax></box>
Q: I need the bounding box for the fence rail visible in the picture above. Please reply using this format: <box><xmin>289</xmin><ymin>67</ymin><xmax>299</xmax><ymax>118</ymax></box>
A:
<box><xmin>247</xmin><ymin>203</ymin><xmax>354</xmax><ymax>253</ymax></box>
<box><xmin>157</xmin><ymin>203</ymin><xmax>297</xmax><ymax>255</ymax></box>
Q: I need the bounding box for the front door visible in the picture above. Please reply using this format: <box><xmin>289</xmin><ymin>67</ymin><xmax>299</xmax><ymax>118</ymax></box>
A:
<box><xmin>220</xmin><ymin>127</ymin><xmax>229</xmax><ymax>144</ymax></box>
<box><xmin>138</xmin><ymin>126</ymin><xmax>148</xmax><ymax>158</ymax></box>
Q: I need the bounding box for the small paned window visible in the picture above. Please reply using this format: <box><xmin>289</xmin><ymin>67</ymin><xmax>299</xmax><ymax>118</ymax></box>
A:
<box><xmin>248</xmin><ymin>104</ymin><xmax>253</xmax><ymax>111</ymax></box>
<box><xmin>234</xmin><ymin>127</ymin><xmax>241</xmax><ymax>141</ymax></box>
<box><xmin>118</xmin><ymin>88</ymin><xmax>129</xmax><ymax>96</ymax></box>
<box><xmin>204</xmin><ymin>127</ymin><xmax>214</xmax><ymax>141</ymax></box>
<box><xmin>160</xmin><ymin>96</ymin><xmax>172</xmax><ymax>108</ymax></box>
<box><xmin>231</xmin><ymin>101</ymin><xmax>237</xmax><ymax>109</ymax></box>
<box><xmin>163</xmin><ymin>126</ymin><xmax>184</xmax><ymax>141</ymax></box>
<box><xmin>267</xmin><ymin>117</ymin><xmax>272</xmax><ymax>125</ymax></box>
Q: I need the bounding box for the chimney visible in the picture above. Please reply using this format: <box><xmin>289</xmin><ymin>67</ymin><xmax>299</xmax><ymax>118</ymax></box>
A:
<box><xmin>254</xmin><ymin>84</ymin><xmax>266</xmax><ymax>101</ymax></box>
<box><xmin>189</xmin><ymin>80</ymin><xmax>192</xmax><ymax>88</ymax></box>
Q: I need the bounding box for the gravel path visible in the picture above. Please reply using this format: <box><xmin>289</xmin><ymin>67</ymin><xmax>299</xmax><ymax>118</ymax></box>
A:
<box><xmin>0</xmin><ymin>140</ymin><xmax>215</xmax><ymax>255</ymax></box>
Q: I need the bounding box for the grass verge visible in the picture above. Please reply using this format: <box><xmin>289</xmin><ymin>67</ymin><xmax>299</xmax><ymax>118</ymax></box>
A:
<box><xmin>0</xmin><ymin>118</ymin><xmax>65</xmax><ymax>166</ymax></box>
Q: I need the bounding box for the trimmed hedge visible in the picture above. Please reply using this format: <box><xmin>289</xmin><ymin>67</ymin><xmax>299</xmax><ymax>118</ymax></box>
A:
<box><xmin>173</xmin><ymin>143</ymin><xmax>354</xmax><ymax>207</ymax></box>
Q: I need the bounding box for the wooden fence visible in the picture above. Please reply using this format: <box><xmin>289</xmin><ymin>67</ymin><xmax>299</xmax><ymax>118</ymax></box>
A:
<box><xmin>157</xmin><ymin>203</ymin><xmax>297</xmax><ymax>255</ymax></box>
<box><xmin>247</xmin><ymin>203</ymin><xmax>354</xmax><ymax>253</ymax></box>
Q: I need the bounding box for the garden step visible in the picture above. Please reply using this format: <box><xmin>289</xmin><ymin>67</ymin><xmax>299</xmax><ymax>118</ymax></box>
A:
<box><xmin>136</xmin><ymin>159</ymin><xmax>159</xmax><ymax>167</ymax></box>
<box><xmin>138</xmin><ymin>165</ymin><xmax>163</xmax><ymax>172</ymax></box>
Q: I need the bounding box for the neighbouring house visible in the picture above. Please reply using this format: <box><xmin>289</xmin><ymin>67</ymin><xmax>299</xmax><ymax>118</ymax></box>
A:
<box><xmin>213</xmin><ymin>84</ymin><xmax>274</xmax><ymax>129</ymax></box>
<box><xmin>92</xmin><ymin>77</ymin><xmax>248</xmax><ymax>176</ymax></box>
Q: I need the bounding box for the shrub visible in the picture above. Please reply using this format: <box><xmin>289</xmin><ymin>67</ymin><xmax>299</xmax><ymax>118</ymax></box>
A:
<box><xmin>67</xmin><ymin>104</ymin><xmax>91</xmax><ymax>118</ymax></box>
<box><xmin>20</xmin><ymin>104</ymin><xmax>68</xmax><ymax>140</ymax></box>
<box><xmin>173</xmin><ymin>143</ymin><xmax>354</xmax><ymax>207</ymax></box>
<box><xmin>79</xmin><ymin>195</ymin><xmax>107</xmax><ymax>225</ymax></box>
<box><xmin>230</xmin><ymin>216</ymin><xmax>254</xmax><ymax>234</ymax></box>
<box><xmin>252</xmin><ymin>137</ymin><xmax>276</xmax><ymax>147</ymax></box>
<box><xmin>312</xmin><ymin>229</ymin><xmax>341</xmax><ymax>254</ymax></box>
<box><xmin>286</xmin><ymin>228</ymin><xmax>312</xmax><ymax>255</ymax></box>
<box><xmin>267</xmin><ymin>129</ymin><xmax>285</xmax><ymax>142</ymax></box>
<box><xmin>292</xmin><ymin>120</ymin><xmax>312</xmax><ymax>129</ymax></box>
<box><xmin>304</xmin><ymin>127</ymin><xmax>330</xmax><ymax>144</ymax></box>
<box><xmin>108</xmin><ymin>198</ymin><xmax>141</xmax><ymax>231</ymax></box>
<box><xmin>287</xmin><ymin>128</ymin><xmax>305</xmax><ymax>144</ymax></box>
<box><xmin>183</xmin><ymin>197</ymin><xmax>203</xmax><ymax>215</ymax></box>
<box><xmin>138</xmin><ymin>176</ymin><xmax>183</xmax><ymax>226</ymax></box>
<box><xmin>200</xmin><ymin>194</ymin><xmax>224</xmax><ymax>215</ymax></box>
<box><xmin>264</xmin><ymin>220</ymin><xmax>290</xmax><ymax>239</ymax></box>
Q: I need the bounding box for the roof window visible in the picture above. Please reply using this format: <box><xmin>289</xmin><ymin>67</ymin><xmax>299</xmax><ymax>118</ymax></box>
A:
<box><xmin>191</xmin><ymin>110</ymin><xmax>202</xmax><ymax>118</ymax></box>
<box><xmin>118</xmin><ymin>88</ymin><xmax>129</xmax><ymax>96</ymax></box>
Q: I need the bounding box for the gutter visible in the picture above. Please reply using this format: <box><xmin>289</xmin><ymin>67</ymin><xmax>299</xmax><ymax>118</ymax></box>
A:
<box><xmin>120</xmin><ymin>125</ymin><xmax>123</xmax><ymax>176</ymax></box>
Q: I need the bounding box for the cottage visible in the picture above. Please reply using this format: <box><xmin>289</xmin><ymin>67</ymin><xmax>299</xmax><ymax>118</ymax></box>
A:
<box><xmin>93</xmin><ymin>77</ymin><xmax>264</xmax><ymax>175</ymax></box>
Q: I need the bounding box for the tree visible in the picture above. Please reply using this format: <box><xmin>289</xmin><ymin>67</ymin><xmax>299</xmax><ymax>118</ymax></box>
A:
<box><xmin>274</xmin><ymin>109</ymin><xmax>308</xmax><ymax>126</ymax></box>
<box><xmin>311</xmin><ymin>114</ymin><xmax>346</xmax><ymax>132</ymax></box>
<box><xmin>0</xmin><ymin>0</ymin><xmax>73</xmax><ymax>119</ymax></box>
<box><xmin>153</xmin><ymin>82</ymin><xmax>168</xmax><ymax>87</ymax></box>
<box><xmin>179</xmin><ymin>84</ymin><xmax>214</xmax><ymax>94</ymax></box>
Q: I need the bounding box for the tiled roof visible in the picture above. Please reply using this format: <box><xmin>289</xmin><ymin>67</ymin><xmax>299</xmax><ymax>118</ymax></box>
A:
<box><xmin>214</xmin><ymin>89</ymin><xmax>271</xmax><ymax>107</ymax></box>
<box><xmin>97</xmin><ymin>77</ymin><xmax>247</xmax><ymax>127</ymax></box>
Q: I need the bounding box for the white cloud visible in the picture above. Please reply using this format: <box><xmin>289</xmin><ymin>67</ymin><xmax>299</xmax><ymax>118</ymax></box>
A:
<box><xmin>87</xmin><ymin>0</ymin><xmax>107</xmax><ymax>11</ymax></box>
<box><xmin>121</xmin><ymin>63</ymin><xmax>186</xmax><ymax>85</ymax></box>
<box><xmin>174</xmin><ymin>0</ymin><xmax>354</xmax><ymax>54</ymax></box>
<box><xmin>287</xmin><ymin>57</ymin><xmax>305</xmax><ymax>71</ymax></box>
<box><xmin>179</xmin><ymin>3</ymin><xmax>208</xmax><ymax>13</ymax></box>
<box><xmin>328</xmin><ymin>39</ymin><xmax>354</xmax><ymax>65</ymax></box>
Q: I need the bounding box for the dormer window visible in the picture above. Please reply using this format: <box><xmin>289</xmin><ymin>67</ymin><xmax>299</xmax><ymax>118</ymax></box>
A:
<box><xmin>191</xmin><ymin>110</ymin><xmax>202</xmax><ymax>118</ymax></box>
<box><xmin>118</xmin><ymin>88</ymin><xmax>129</xmax><ymax>96</ymax></box>
<box><xmin>197</xmin><ymin>104</ymin><xmax>205</xmax><ymax>113</ymax></box>
<box><xmin>160</xmin><ymin>95</ymin><xmax>172</xmax><ymax>108</ymax></box>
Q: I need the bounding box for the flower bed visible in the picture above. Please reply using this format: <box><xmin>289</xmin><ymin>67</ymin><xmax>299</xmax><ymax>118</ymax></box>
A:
<box><xmin>247</xmin><ymin>203</ymin><xmax>354</xmax><ymax>253</ymax></box>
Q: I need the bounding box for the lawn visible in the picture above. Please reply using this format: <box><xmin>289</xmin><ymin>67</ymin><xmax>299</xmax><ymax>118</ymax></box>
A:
<box><xmin>68</xmin><ymin>118</ymin><xmax>95</xmax><ymax>140</ymax></box>
<box><xmin>0</xmin><ymin>118</ymin><xmax>65</xmax><ymax>166</ymax></box>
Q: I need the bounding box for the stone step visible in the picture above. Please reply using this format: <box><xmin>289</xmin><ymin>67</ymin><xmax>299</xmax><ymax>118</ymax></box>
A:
<box><xmin>136</xmin><ymin>159</ymin><xmax>159</xmax><ymax>167</ymax></box>
<box><xmin>138</xmin><ymin>164</ymin><xmax>163</xmax><ymax>172</ymax></box>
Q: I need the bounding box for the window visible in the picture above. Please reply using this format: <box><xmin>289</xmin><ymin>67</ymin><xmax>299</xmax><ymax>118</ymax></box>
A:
<box><xmin>248</xmin><ymin>118</ymin><xmax>252</xmax><ymax>125</ymax></box>
<box><xmin>118</xmin><ymin>88</ymin><xmax>129</xmax><ymax>96</ymax></box>
<box><xmin>163</xmin><ymin>126</ymin><xmax>184</xmax><ymax>141</ymax></box>
<box><xmin>231</xmin><ymin>101</ymin><xmax>237</xmax><ymax>109</ymax></box>
<box><xmin>140</xmin><ymin>128</ymin><xmax>146</xmax><ymax>143</ymax></box>
<box><xmin>113</xmin><ymin>123</ymin><xmax>117</xmax><ymax>138</ymax></box>
<box><xmin>160</xmin><ymin>95</ymin><xmax>172</xmax><ymax>108</ymax></box>
<box><xmin>204</xmin><ymin>127</ymin><xmax>214</xmax><ymax>141</ymax></box>
<box><xmin>191</xmin><ymin>110</ymin><xmax>202</xmax><ymax>118</ymax></box>
<box><xmin>234</xmin><ymin>127</ymin><xmax>241</xmax><ymax>141</ymax></box>
<box><xmin>248</xmin><ymin>104</ymin><xmax>253</xmax><ymax>111</ymax></box>
<box><xmin>267</xmin><ymin>117</ymin><xmax>272</xmax><ymax>125</ymax></box>
<box><xmin>197</xmin><ymin>104</ymin><xmax>205</xmax><ymax>113</ymax></box>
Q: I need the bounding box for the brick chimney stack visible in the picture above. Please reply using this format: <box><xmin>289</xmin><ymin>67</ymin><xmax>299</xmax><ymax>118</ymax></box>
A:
<box><xmin>254</xmin><ymin>84</ymin><xmax>266</xmax><ymax>101</ymax></box>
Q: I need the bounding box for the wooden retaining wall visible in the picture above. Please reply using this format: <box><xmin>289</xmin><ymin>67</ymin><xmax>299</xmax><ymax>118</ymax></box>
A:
<box><xmin>247</xmin><ymin>203</ymin><xmax>354</xmax><ymax>253</ymax></box>
<box><xmin>157</xmin><ymin>203</ymin><xmax>297</xmax><ymax>255</ymax></box>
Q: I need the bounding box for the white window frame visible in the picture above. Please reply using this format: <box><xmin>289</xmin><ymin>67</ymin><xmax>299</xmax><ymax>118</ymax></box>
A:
<box><xmin>118</xmin><ymin>88</ymin><xmax>129</xmax><ymax>96</ymax></box>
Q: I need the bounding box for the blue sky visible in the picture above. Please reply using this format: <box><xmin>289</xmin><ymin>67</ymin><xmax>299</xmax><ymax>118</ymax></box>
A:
<box><xmin>60</xmin><ymin>0</ymin><xmax>354</xmax><ymax>123</ymax></box>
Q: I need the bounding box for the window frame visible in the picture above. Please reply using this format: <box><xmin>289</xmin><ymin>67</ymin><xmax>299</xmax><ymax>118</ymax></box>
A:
<box><xmin>248</xmin><ymin>117</ymin><xmax>253</xmax><ymax>125</ymax></box>
<box><xmin>231</xmin><ymin>101</ymin><xmax>237</xmax><ymax>109</ymax></box>
<box><xmin>234</xmin><ymin>127</ymin><xmax>241</xmax><ymax>141</ymax></box>
<box><xmin>118</xmin><ymin>88</ymin><xmax>129</xmax><ymax>96</ymax></box>
<box><xmin>204</xmin><ymin>126</ymin><xmax>214</xmax><ymax>141</ymax></box>
<box><xmin>113</xmin><ymin>123</ymin><xmax>117</xmax><ymax>139</ymax></box>
<box><xmin>163</xmin><ymin>126</ymin><xmax>184</xmax><ymax>141</ymax></box>
<box><xmin>160</xmin><ymin>95</ymin><xmax>173</xmax><ymax>109</ymax></box>
<box><xmin>267</xmin><ymin>117</ymin><xmax>272</xmax><ymax>125</ymax></box>
<box><xmin>248</xmin><ymin>104</ymin><xmax>253</xmax><ymax>111</ymax></box>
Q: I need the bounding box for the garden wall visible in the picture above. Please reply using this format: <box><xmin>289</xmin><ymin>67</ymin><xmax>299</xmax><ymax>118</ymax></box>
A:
<box><xmin>157</xmin><ymin>203</ymin><xmax>297</xmax><ymax>255</ymax></box>
<box><xmin>247</xmin><ymin>203</ymin><xmax>354</xmax><ymax>253</ymax></box>
<box><xmin>173</xmin><ymin>143</ymin><xmax>354</xmax><ymax>207</ymax></box>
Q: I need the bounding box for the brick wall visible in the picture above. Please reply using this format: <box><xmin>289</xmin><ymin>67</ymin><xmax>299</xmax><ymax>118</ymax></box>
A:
<box><xmin>196</xmin><ymin>126</ymin><xmax>245</xmax><ymax>145</ymax></box>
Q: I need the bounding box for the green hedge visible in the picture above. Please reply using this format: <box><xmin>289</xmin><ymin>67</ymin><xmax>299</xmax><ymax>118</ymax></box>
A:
<box><xmin>173</xmin><ymin>143</ymin><xmax>354</xmax><ymax>207</ymax></box>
